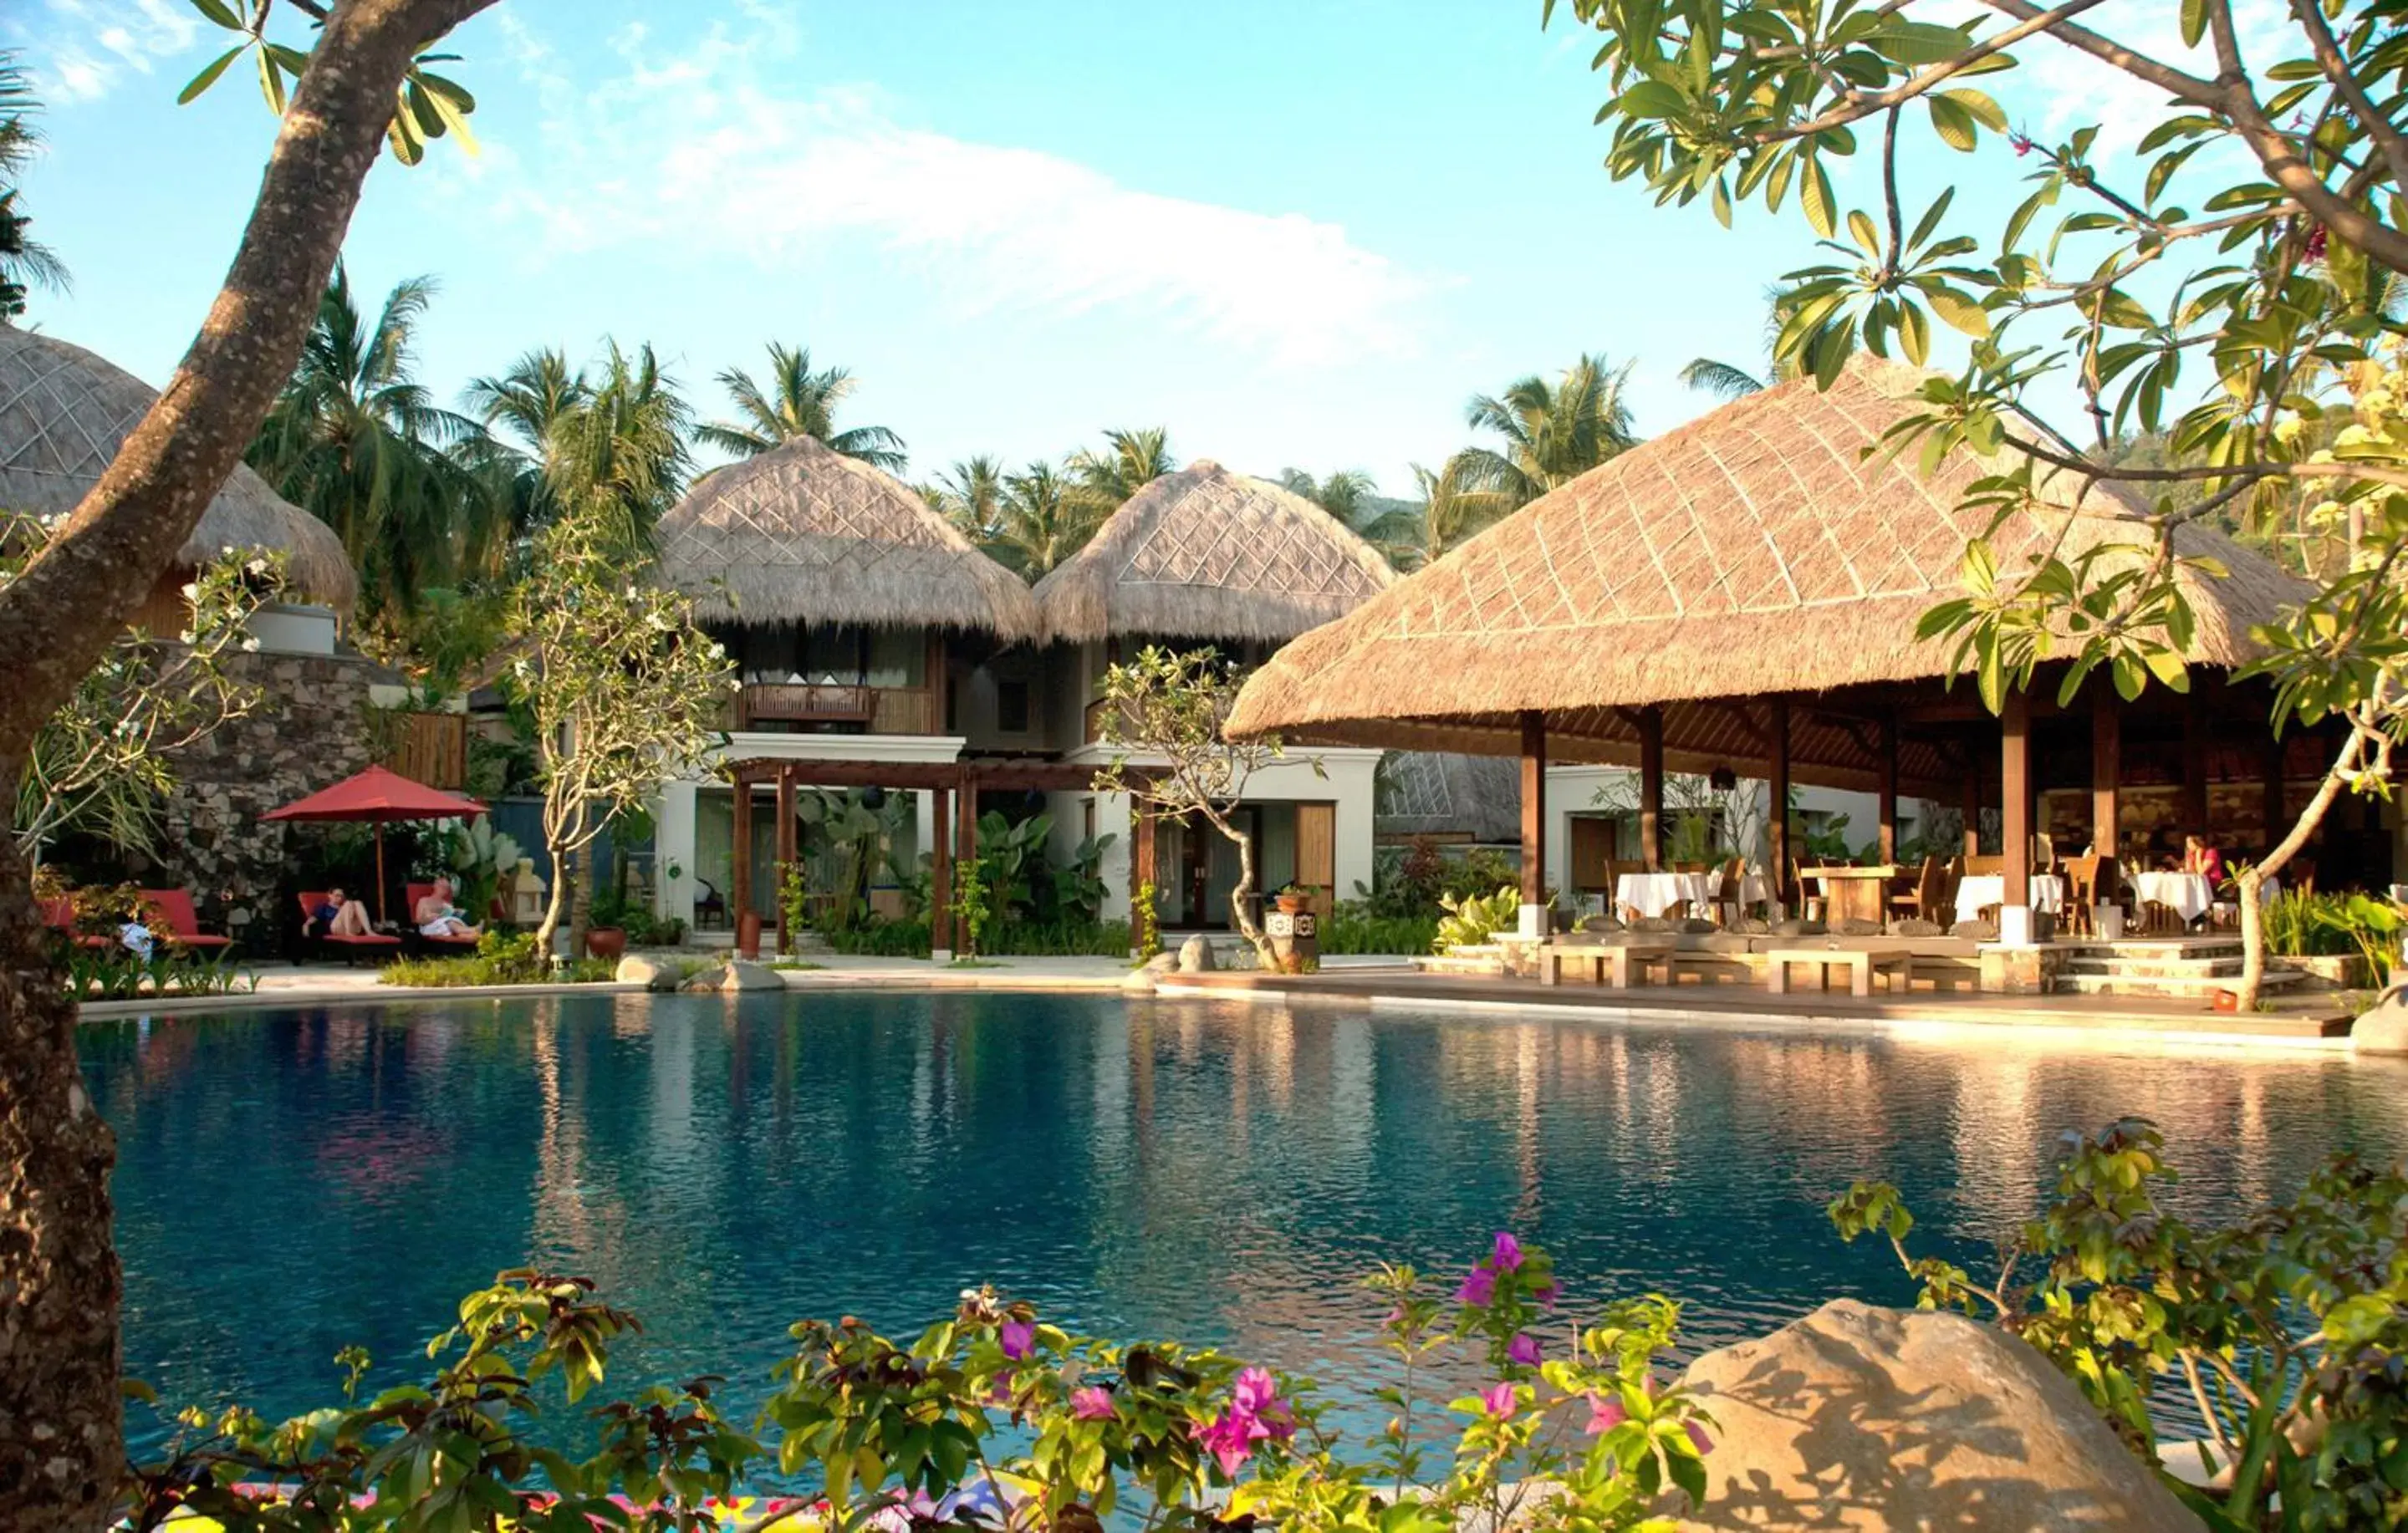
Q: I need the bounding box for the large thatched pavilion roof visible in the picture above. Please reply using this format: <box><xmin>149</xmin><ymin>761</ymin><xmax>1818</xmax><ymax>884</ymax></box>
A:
<box><xmin>1033</xmin><ymin>460</ymin><xmax>1395</xmax><ymax>644</ymax></box>
<box><xmin>1227</xmin><ymin>357</ymin><xmax>2310</xmax><ymax>795</ymax></box>
<box><xmin>0</xmin><ymin>325</ymin><xmax>358</xmax><ymax>609</ymax></box>
<box><xmin>656</xmin><ymin>435</ymin><xmax>1040</xmax><ymax>641</ymax></box>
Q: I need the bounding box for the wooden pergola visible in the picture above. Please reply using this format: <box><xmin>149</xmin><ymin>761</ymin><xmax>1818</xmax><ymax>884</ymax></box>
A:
<box><xmin>1227</xmin><ymin>357</ymin><xmax>2322</xmax><ymax>940</ymax></box>
<box><xmin>722</xmin><ymin>756</ymin><xmax>1159</xmax><ymax>955</ymax></box>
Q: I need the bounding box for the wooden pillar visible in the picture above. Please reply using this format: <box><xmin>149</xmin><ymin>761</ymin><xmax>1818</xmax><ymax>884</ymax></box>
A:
<box><xmin>2262</xmin><ymin>733</ymin><xmax>2287</xmax><ymax>848</ymax></box>
<box><xmin>954</xmin><ymin>772</ymin><xmax>979</xmax><ymax>953</ymax></box>
<box><xmin>1768</xmin><ymin>697</ymin><xmax>1792</xmax><ymax>912</ymax></box>
<box><xmin>2002</xmin><ymin>689</ymin><xmax>2033</xmax><ymax>942</ymax></box>
<box><xmin>1876</xmin><ymin>713</ymin><xmax>1899</xmax><ymax>865</ymax></box>
<box><xmin>1132</xmin><ymin>806</ymin><xmax>1156</xmax><ymax>944</ymax></box>
<box><xmin>1519</xmin><ymin>710</ymin><xmax>1548</xmax><ymax>918</ymax></box>
<box><xmin>929</xmin><ymin>784</ymin><xmax>951</xmax><ymax>957</ymax></box>
<box><xmin>2181</xmin><ymin>686</ymin><xmax>2210</xmax><ymax>833</ymax></box>
<box><xmin>1960</xmin><ymin>755</ymin><xmax>1981</xmax><ymax>857</ymax></box>
<box><xmin>732</xmin><ymin>773</ymin><xmax>754</xmax><ymax>941</ymax></box>
<box><xmin>1637</xmin><ymin>705</ymin><xmax>1666</xmax><ymax>871</ymax></box>
<box><xmin>774</xmin><ymin>765</ymin><xmax>796</xmax><ymax>955</ymax></box>
<box><xmin>2091</xmin><ymin>681</ymin><xmax>2120</xmax><ymax>904</ymax></box>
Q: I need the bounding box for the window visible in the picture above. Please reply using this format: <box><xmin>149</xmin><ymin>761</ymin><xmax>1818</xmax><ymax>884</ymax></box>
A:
<box><xmin>997</xmin><ymin>680</ymin><xmax>1031</xmax><ymax>735</ymax></box>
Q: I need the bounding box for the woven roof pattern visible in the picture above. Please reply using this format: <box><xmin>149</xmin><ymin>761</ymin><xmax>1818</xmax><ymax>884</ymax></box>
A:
<box><xmin>655</xmin><ymin>435</ymin><xmax>1040</xmax><ymax>639</ymax></box>
<box><xmin>1035</xmin><ymin>461</ymin><xmax>1395</xmax><ymax>644</ymax></box>
<box><xmin>1229</xmin><ymin>355</ymin><xmax>2311</xmax><ymax>753</ymax></box>
<box><xmin>0</xmin><ymin>325</ymin><xmax>359</xmax><ymax>609</ymax></box>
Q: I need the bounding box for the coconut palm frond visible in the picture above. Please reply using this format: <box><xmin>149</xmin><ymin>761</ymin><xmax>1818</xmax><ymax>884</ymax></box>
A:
<box><xmin>1679</xmin><ymin>357</ymin><xmax>1767</xmax><ymax>400</ymax></box>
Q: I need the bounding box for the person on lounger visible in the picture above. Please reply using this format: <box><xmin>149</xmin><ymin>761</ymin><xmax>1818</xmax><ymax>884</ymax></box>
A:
<box><xmin>414</xmin><ymin>877</ymin><xmax>482</xmax><ymax>940</ymax></box>
<box><xmin>307</xmin><ymin>887</ymin><xmax>375</xmax><ymax>938</ymax></box>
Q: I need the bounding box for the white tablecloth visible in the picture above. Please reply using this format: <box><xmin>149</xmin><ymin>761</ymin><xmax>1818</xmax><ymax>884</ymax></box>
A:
<box><xmin>1954</xmin><ymin>874</ymin><xmax>2065</xmax><ymax>924</ymax></box>
<box><xmin>2134</xmin><ymin>871</ymin><xmax>2215</xmax><ymax>924</ymax></box>
<box><xmin>1615</xmin><ymin>871</ymin><xmax>1718</xmax><ymax>919</ymax></box>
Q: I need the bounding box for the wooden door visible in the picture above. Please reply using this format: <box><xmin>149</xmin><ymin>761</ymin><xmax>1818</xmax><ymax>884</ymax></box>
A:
<box><xmin>1296</xmin><ymin>802</ymin><xmax>1336</xmax><ymax>914</ymax></box>
<box><xmin>1570</xmin><ymin>816</ymin><xmax>1615</xmax><ymax>892</ymax></box>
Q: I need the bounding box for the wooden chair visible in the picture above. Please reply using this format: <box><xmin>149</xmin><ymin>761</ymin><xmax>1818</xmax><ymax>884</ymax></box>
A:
<box><xmin>1713</xmin><ymin>856</ymin><xmax>1746</xmax><ymax>924</ymax></box>
<box><xmin>2033</xmin><ymin>833</ymin><xmax>2056</xmax><ymax>873</ymax></box>
<box><xmin>1782</xmin><ymin>857</ymin><xmax>1828</xmax><ymax>923</ymax></box>
<box><xmin>1889</xmin><ymin>856</ymin><xmax>1939</xmax><ymax>924</ymax></box>
<box><xmin>1963</xmin><ymin>853</ymin><xmax>2005</xmax><ymax>877</ymax></box>
<box><xmin>1939</xmin><ymin>856</ymin><xmax>1965</xmax><ymax>931</ymax></box>
<box><xmin>2059</xmin><ymin>853</ymin><xmax>2099</xmax><ymax>935</ymax></box>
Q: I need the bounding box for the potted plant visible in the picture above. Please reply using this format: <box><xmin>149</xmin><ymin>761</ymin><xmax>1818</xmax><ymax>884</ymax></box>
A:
<box><xmin>584</xmin><ymin>887</ymin><xmax>629</xmax><ymax>963</ymax></box>
<box><xmin>1273</xmin><ymin>881</ymin><xmax>1313</xmax><ymax>915</ymax></box>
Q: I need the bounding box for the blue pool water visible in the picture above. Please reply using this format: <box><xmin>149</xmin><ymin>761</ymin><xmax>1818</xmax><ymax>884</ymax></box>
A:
<box><xmin>82</xmin><ymin>992</ymin><xmax>2408</xmax><ymax>1453</ymax></box>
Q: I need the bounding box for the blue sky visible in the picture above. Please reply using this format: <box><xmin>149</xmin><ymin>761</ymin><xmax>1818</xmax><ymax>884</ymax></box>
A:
<box><xmin>13</xmin><ymin>0</ymin><xmax>2227</xmax><ymax>493</ymax></box>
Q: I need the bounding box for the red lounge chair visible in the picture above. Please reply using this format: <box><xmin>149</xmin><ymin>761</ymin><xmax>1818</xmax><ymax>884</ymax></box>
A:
<box><xmin>296</xmin><ymin>892</ymin><xmax>400</xmax><ymax>965</ymax></box>
<box><xmin>405</xmin><ymin>882</ymin><xmax>480</xmax><ymax>951</ymax></box>
<box><xmin>39</xmin><ymin>897</ymin><xmax>111</xmax><ymax>950</ymax></box>
<box><xmin>138</xmin><ymin>889</ymin><xmax>232</xmax><ymax>951</ymax></box>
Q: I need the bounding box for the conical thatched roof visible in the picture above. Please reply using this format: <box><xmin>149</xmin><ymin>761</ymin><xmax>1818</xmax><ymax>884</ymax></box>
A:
<box><xmin>656</xmin><ymin>435</ymin><xmax>1039</xmax><ymax>640</ymax></box>
<box><xmin>0</xmin><ymin>325</ymin><xmax>358</xmax><ymax>609</ymax></box>
<box><xmin>1377</xmin><ymin>751</ymin><xmax>1523</xmax><ymax>844</ymax></box>
<box><xmin>1229</xmin><ymin>356</ymin><xmax>2311</xmax><ymax>780</ymax></box>
<box><xmin>1033</xmin><ymin>460</ymin><xmax>1395</xmax><ymax>644</ymax></box>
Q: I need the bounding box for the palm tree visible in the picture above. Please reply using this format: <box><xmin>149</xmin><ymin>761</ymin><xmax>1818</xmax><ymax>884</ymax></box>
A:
<box><xmin>1457</xmin><ymin>353</ymin><xmax>1640</xmax><ymax>514</ymax></box>
<box><xmin>548</xmin><ymin>340</ymin><xmax>691</xmax><ymax>550</ymax></box>
<box><xmin>1678</xmin><ymin>285</ymin><xmax>1806</xmax><ymax>400</ymax></box>
<box><xmin>1066</xmin><ymin>426</ymin><xmax>1176</xmax><ymax>517</ymax></box>
<box><xmin>1394</xmin><ymin>456</ymin><xmax>1506</xmax><ymax>569</ymax></box>
<box><xmin>1281</xmin><ymin>467</ymin><xmax>1422</xmax><ymax>566</ymax></box>
<box><xmin>0</xmin><ymin>50</ymin><xmax>68</xmax><ymax>321</ymax></box>
<box><xmin>923</xmin><ymin>455</ymin><xmax>1008</xmax><ymax>546</ymax></box>
<box><xmin>460</xmin><ymin>346</ymin><xmax>589</xmax><ymax>555</ymax></box>
<box><xmin>991</xmin><ymin>461</ymin><xmax>1105</xmax><ymax>578</ymax></box>
<box><xmin>248</xmin><ymin>263</ymin><xmax>499</xmax><ymax>624</ymax></box>
<box><xmin>697</xmin><ymin>341</ymin><xmax>906</xmax><ymax>472</ymax></box>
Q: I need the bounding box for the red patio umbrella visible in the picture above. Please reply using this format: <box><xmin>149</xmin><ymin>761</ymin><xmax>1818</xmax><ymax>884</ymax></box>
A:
<box><xmin>263</xmin><ymin>765</ymin><xmax>488</xmax><ymax>924</ymax></box>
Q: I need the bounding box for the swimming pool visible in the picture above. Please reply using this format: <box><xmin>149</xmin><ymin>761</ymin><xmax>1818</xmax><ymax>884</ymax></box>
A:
<box><xmin>83</xmin><ymin>991</ymin><xmax>2408</xmax><ymax>1453</ymax></box>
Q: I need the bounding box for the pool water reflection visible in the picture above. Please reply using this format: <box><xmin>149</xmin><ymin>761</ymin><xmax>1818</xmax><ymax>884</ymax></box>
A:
<box><xmin>82</xmin><ymin>992</ymin><xmax>2408</xmax><ymax>1453</ymax></box>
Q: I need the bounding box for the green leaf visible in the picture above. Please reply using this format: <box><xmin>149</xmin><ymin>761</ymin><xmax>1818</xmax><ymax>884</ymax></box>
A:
<box><xmin>1801</xmin><ymin>155</ymin><xmax>1836</xmax><ymax>238</ymax></box>
<box><xmin>1848</xmin><ymin>208</ymin><xmax>1881</xmax><ymax>256</ymax></box>
<box><xmin>1927</xmin><ymin>94</ymin><xmax>1977</xmax><ymax>152</ymax></box>
<box><xmin>1909</xmin><ymin>186</ymin><xmax>1956</xmax><ymax>251</ymax></box>
<box><xmin>1617</xmin><ymin>80</ymin><xmax>1688</xmax><ymax>120</ymax></box>
<box><xmin>1961</xmin><ymin>538</ymin><xmax>1999</xmax><ymax>597</ymax></box>
<box><xmin>189</xmin><ymin>0</ymin><xmax>245</xmax><ymax>29</ymax></box>
<box><xmin>256</xmin><ymin>46</ymin><xmax>285</xmax><ymax>114</ymax></box>
<box><xmin>1924</xmin><ymin>283</ymin><xmax>1992</xmax><ymax>338</ymax></box>
<box><xmin>2179</xmin><ymin>0</ymin><xmax>2209</xmax><ymax>46</ymax></box>
<box><xmin>1898</xmin><ymin>296</ymin><xmax>1931</xmax><ymax>364</ymax></box>
<box><xmin>1938</xmin><ymin>89</ymin><xmax>2008</xmax><ymax>132</ymax></box>
<box><xmin>176</xmin><ymin>44</ymin><xmax>243</xmax><ymax>105</ymax></box>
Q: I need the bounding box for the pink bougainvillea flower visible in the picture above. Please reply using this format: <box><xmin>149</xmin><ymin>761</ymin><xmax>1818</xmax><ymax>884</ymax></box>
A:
<box><xmin>1191</xmin><ymin>1409</ymin><xmax>1267</xmax><ymax>1476</ymax></box>
<box><xmin>1686</xmin><ymin>1421</ymin><xmax>1714</xmax><ymax>1454</ymax></box>
<box><xmin>1482</xmin><ymin>1382</ymin><xmax>1518</xmax><ymax>1418</ymax></box>
<box><xmin>1490</xmin><ymin>1232</ymin><xmax>1524</xmax><ymax>1272</ymax></box>
<box><xmin>1584</xmin><ymin>1394</ymin><xmax>1627</xmax><ymax>1435</ymax></box>
<box><xmin>1233</xmin><ymin>1367</ymin><xmax>1296</xmax><ymax>1439</ymax></box>
<box><xmin>999</xmin><ymin>1321</ymin><xmax>1035</xmax><ymax>1361</ymax></box>
<box><xmin>1533</xmin><ymin>1281</ymin><xmax>1560</xmax><ymax>1310</ymax></box>
<box><xmin>1507</xmin><ymin>1332</ymin><xmax>1542</xmax><ymax>1367</ymax></box>
<box><xmin>1070</xmin><ymin>1386</ymin><xmax>1115</xmax><ymax>1421</ymax></box>
<box><xmin>1456</xmin><ymin>1266</ymin><xmax>1497</xmax><ymax>1307</ymax></box>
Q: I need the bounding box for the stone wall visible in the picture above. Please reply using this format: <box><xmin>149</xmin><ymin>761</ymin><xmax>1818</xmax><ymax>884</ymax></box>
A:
<box><xmin>151</xmin><ymin>651</ymin><xmax>382</xmax><ymax>951</ymax></box>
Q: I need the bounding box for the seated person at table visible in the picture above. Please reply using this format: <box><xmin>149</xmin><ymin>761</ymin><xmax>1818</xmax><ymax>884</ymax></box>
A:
<box><xmin>2182</xmin><ymin>834</ymin><xmax>2228</xmax><ymax>885</ymax></box>
<box><xmin>306</xmin><ymin>887</ymin><xmax>375</xmax><ymax>938</ymax></box>
<box><xmin>414</xmin><ymin>877</ymin><xmax>482</xmax><ymax>940</ymax></box>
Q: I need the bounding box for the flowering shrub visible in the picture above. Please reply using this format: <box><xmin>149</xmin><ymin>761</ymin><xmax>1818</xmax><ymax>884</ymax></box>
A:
<box><xmin>122</xmin><ymin>1238</ymin><xmax>1711</xmax><ymax>1531</ymax></box>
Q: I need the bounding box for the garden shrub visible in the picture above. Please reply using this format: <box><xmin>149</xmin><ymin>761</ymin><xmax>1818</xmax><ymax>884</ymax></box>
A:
<box><xmin>825</xmin><ymin>919</ymin><xmax>934</xmax><ymax>957</ymax></box>
<box><xmin>2263</xmin><ymin>889</ymin><xmax>2401</xmax><ymax>985</ymax></box>
<box><xmin>1834</xmin><ymin>1118</ymin><xmax>2408</xmax><ymax>1529</ymax></box>
<box><xmin>121</xmin><ymin>1236</ymin><xmax>1711</xmax><ymax>1532</ymax></box>
<box><xmin>1324</xmin><ymin>902</ymin><xmax>1441</xmax><ymax>955</ymax></box>
<box><xmin>382</xmin><ymin>930</ymin><xmax>614</xmax><ymax>988</ymax></box>
<box><xmin>989</xmin><ymin>919</ymin><xmax>1133</xmax><ymax>956</ymax></box>
<box><xmin>1435</xmin><ymin>884</ymin><xmax>1521</xmax><ymax>952</ymax></box>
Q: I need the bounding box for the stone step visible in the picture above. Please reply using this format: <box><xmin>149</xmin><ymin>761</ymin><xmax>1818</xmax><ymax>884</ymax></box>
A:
<box><xmin>2053</xmin><ymin>969</ymin><xmax>2305</xmax><ymax>999</ymax></box>
<box><xmin>2061</xmin><ymin>955</ymin><xmax>2247</xmax><ymax>979</ymax></box>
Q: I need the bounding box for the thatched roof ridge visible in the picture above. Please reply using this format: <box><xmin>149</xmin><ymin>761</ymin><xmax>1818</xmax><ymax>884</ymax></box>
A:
<box><xmin>656</xmin><ymin>435</ymin><xmax>1040</xmax><ymax>640</ymax></box>
<box><xmin>0</xmin><ymin>325</ymin><xmax>358</xmax><ymax>609</ymax></box>
<box><xmin>1228</xmin><ymin>355</ymin><xmax>2312</xmax><ymax>758</ymax></box>
<box><xmin>1033</xmin><ymin>460</ymin><xmax>1395</xmax><ymax>644</ymax></box>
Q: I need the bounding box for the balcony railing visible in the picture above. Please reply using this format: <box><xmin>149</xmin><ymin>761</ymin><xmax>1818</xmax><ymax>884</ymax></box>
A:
<box><xmin>736</xmin><ymin>683</ymin><xmax>936</xmax><ymax>735</ymax></box>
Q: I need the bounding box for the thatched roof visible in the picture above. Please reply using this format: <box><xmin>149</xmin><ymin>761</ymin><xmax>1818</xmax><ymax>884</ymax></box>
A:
<box><xmin>1033</xmin><ymin>460</ymin><xmax>1395</xmax><ymax>644</ymax></box>
<box><xmin>1228</xmin><ymin>357</ymin><xmax>2311</xmax><ymax>791</ymax></box>
<box><xmin>656</xmin><ymin>435</ymin><xmax>1039</xmax><ymax>640</ymax></box>
<box><xmin>0</xmin><ymin>325</ymin><xmax>358</xmax><ymax>609</ymax></box>
<box><xmin>1377</xmin><ymin>751</ymin><xmax>1523</xmax><ymax>844</ymax></box>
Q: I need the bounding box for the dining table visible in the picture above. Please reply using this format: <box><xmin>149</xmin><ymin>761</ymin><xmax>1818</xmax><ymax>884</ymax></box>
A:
<box><xmin>1803</xmin><ymin>864</ymin><xmax>1900</xmax><ymax>925</ymax></box>
<box><xmin>1952</xmin><ymin>873</ymin><xmax>2066</xmax><ymax>926</ymax></box>
<box><xmin>1615</xmin><ymin>869</ymin><xmax>1720</xmax><ymax>919</ymax></box>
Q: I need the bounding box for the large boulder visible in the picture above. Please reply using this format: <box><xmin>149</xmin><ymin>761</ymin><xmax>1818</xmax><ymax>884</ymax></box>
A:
<box><xmin>678</xmin><ymin>964</ymin><xmax>726</xmax><ymax>993</ymax></box>
<box><xmin>1176</xmin><ymin>935</ymin><xmax>1217</xmax><ymax>973</ymax></box>
<box><xmin>718</xmin><ymin>958</ymin><xmax>783</xmax><ymax>991</ymax></box>
<box><xmin>2352</xmin><ymin>985</ymin><xmax>2408</xmax><ymax>1055</ymax></box>
<box><xmin>1665</xmin><ymin>1299</ymin><xmax>2199</xmax><ymax>1531</ymax></box>
<box><xmin>615</xmin><ymin>954</ymin><xmax>675</xmax><ymax>991</ymax></box>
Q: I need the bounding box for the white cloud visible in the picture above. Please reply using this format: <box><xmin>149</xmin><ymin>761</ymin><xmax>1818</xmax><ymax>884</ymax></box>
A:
<box><xmin>1985</xmin><ymin>0</ymin><xmax>2295</xmax><ymax>164</ymax></box>
<box><xmin>443</xmin><ymin>7</ymin><xmax>1431</xmax><ymax>367</ymax></box>
<box><xmin>14</xmin><ymin>0</ymin><xmax>200</xmax><ymax>103</ymax></box>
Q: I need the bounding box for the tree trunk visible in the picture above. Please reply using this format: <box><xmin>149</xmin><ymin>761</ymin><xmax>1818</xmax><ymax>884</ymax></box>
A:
<box><xmin>2231</xmin><ymin>721</ymin><xmax>2387</xmax><ymax>1011</ymax></box>
<box><xmin>0</xmin><ymin>6</ymin><xmax>497</xmax><ymax>1524</ymax></box>
<box><xmin>0</xmin><ymin>826</ymin><xmax>120</xmax><ymax>1530</ymax></box>
<box><xmin>1223</xmin><ymin>821</ymin><xmax>1274</xmax><ymax>967</ymax></box>
<box><xmin>534</xmin><ymin>838</ymin><xmax>572</xmax><ymax>960</ymax></box>
<box><xmin>2236</xmin><ymin>864</ymin><xmax>2268</xmax><ymax>1011</ymax></box>
<box><xmin>566</xmin><ymin>844</ymin><xmax>589</xmax><ymax>960</ymax></box>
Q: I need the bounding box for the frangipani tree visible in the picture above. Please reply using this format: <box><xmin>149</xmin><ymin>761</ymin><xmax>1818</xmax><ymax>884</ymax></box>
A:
<box><xmin>507</xmin><ymin>504</ymin><xmax>735</xmax><ymax>958</ymax></box>
<box><xmin>1093</xmin><ymin>645</ymin><xmax>1316</xmax><ymax>966</ymax></box>
<box><xmin>5</xmin><ymin>523</ymin><xmax>280</xmax><ymax>863</ymax></box>
<box><xmin>1559</xmin><ymin>0</ymin><xmax>2408</xmax><ymax>1006</ymax></box>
